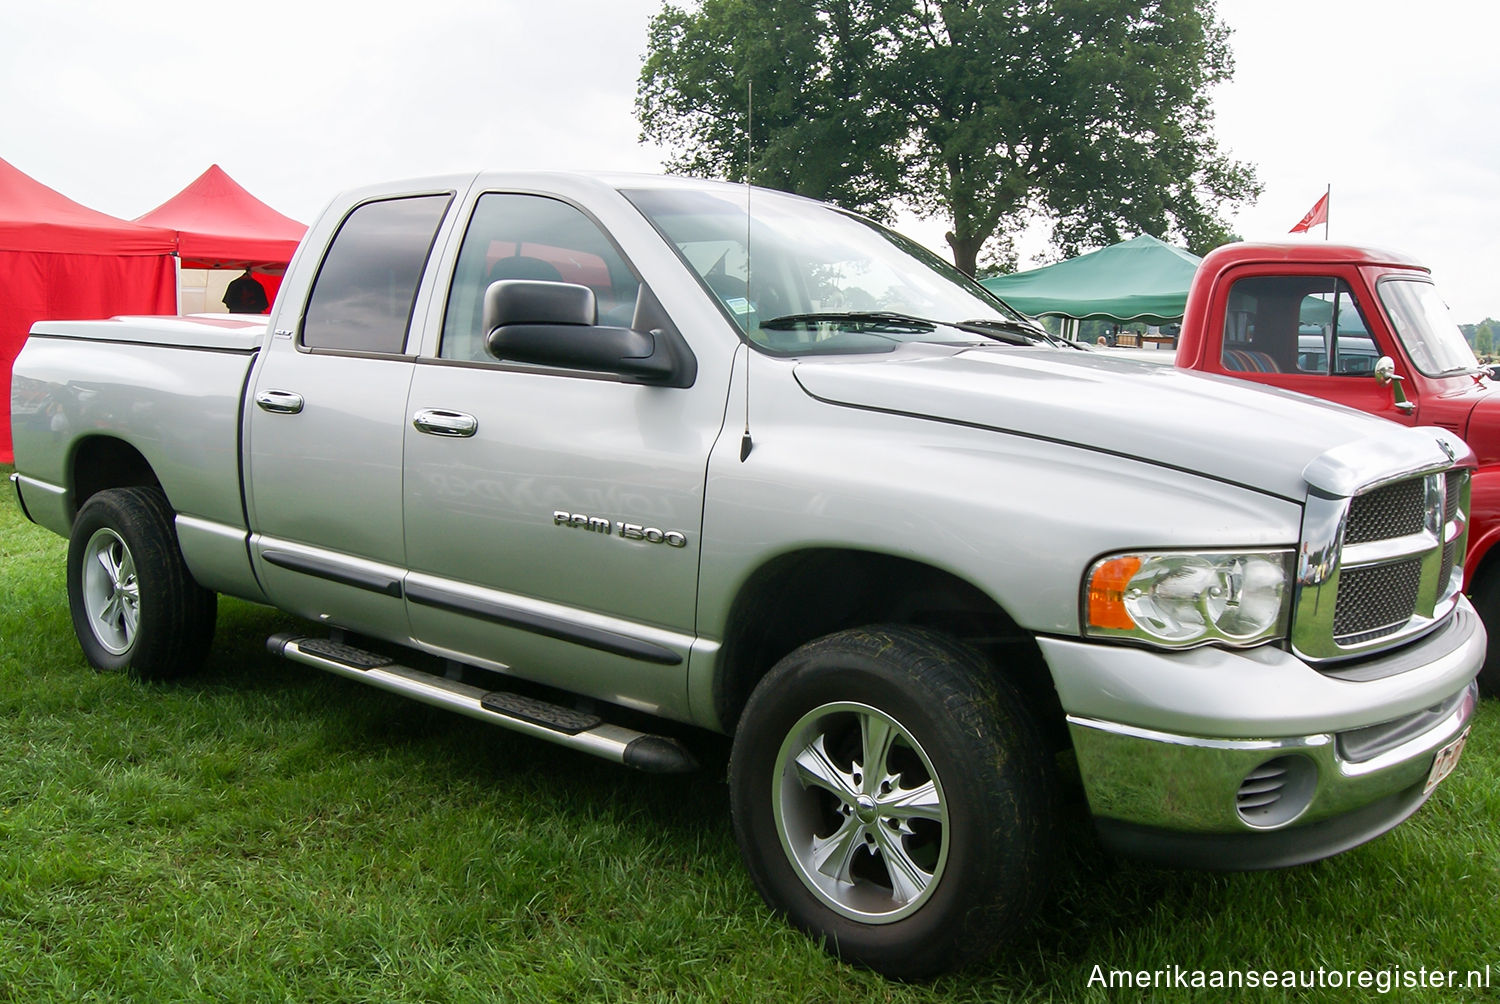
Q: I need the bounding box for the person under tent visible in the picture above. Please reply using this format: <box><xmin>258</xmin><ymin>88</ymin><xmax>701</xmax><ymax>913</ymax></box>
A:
<box><xmin>222</xmin><ymin>268</ymin><xmax>269</xmax><ymax>313</ymax></box>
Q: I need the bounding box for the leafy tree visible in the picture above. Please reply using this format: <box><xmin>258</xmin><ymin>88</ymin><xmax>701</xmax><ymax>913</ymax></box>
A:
<box><xmin>637</xmin><ymin>0</ymin><xmax>1260</xmax><ymax>274</ymax></box>
<box><xmin>637</xmin><ymin>0</ymin><xmax>913</xmax><ymax>219</ymax></box>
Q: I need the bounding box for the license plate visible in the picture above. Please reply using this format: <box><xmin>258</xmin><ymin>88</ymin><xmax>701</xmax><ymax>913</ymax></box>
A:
<box><xmin>1424</xmin><ymin>729</ymin><xmax>1469</xmax><ymax>794</ymax></box>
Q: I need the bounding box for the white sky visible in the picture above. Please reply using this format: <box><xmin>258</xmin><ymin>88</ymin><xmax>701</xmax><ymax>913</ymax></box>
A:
<box><xmin>3</xmin><ymin>0</ymin><xmax>1497</xmax><ymax>320</ymax></box>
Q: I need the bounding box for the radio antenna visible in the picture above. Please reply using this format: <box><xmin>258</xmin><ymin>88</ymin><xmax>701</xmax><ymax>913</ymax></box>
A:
<box><xmin>740</xmin><ymin>79</ymin><xmax>755</xmax><ymax>462</ymax></box>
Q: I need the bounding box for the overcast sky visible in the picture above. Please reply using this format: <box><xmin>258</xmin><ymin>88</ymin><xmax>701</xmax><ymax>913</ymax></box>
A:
<box><xmin>4</xmin><ymin>1</ymin><xmax>1497</xmax><ymax>320</ymax></box>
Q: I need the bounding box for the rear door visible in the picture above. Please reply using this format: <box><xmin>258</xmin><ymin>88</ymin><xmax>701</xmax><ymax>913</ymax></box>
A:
<box><xmin>245</xmin><ymin>192</ymin><xmax>455</xmax><ymax>637</ymax></box>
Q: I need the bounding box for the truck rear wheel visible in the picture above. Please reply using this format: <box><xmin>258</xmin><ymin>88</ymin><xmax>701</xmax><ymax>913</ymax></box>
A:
<box><xmin>67</xmin><ymin>487</ymin><xmax>216</xmax><ymax>679</ymax></box>
<box><xmin>728</xmin><ymin>626</ymin><xmax>1056</xmax><ymax>978</ymax></box>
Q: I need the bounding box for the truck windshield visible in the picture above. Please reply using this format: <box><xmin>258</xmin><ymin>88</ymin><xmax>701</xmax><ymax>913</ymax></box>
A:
<box><xmin>1378</xmin><ymin>278</ymin><xmax>1479</xmax><ymax>377</ymax></box>
<box><xmin>621</xmin><ymin>185</ymin><xmax>1035</xmax><ymax>355</ymax></box>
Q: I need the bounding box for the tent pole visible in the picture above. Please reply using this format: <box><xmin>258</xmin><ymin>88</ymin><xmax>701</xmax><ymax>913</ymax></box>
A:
<box><xmin>173</xmin><ymin>255</ymin><xmax>182</xmax><ymax>315</ymax></box>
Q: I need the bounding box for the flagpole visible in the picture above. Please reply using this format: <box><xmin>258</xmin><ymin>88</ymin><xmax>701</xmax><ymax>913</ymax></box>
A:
<box><xmin>1324</xmin><ymin>183</ymin><xmax>1331</xmax><ymax>240</ymax></box>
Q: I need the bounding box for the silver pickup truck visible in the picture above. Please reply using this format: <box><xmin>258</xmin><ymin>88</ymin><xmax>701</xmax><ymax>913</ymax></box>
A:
<box><xmin>9</xmin><ymin>173</ymin><xmax>1484</xmax><ymax>977</ymax></box>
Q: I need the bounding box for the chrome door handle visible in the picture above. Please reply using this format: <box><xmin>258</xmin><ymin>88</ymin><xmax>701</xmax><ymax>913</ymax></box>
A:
<box><xmin>255</xmin><ymin>389</ymin><xmax>304</xmax><ymax>414</ymax></box>
<box><xmin>413</xmin><ymin>408</ymin><xmax>478</xmax><ymax>438</ymax></box>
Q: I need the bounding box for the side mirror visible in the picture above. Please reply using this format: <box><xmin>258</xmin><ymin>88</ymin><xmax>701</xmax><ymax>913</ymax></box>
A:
<box><xmin>482</xmin><ymin>280</ymin><xmax>693</xmax><ymax>387</ymax></box>
<box><xmin>1373</xmin><ymin>355</ymin><xmax>1416</xmax><ymax>414</ymax></box>
<box><xmin>483</xmin><ymin>279</ymin><xmax>597</xmax><ymax>330</ymax></box>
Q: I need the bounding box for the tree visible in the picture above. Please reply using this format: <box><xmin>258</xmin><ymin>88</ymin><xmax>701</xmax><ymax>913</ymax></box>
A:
<box><xmin>637</xmin><ymin>0</ymin><xmax>913</xmax><ymax>219</ymax></box>
<box><xmin>637</xmin><ymin>0</ymin><xmax>1260</xmax><ymax>274</ymax></box>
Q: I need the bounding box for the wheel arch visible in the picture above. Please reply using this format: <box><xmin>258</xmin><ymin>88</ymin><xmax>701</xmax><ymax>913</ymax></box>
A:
<box><xmin>68</xmin><ymin>435</ymin><xmax>163</xmax><ymax>523</ymax></box>
<box><xmin>1469</xmin><ymin>537</ymin><xmax>1498</xmax><ymax>597</ymax></box>
<box><xmin>1461</xmin><ymin>462</ymin><xmax>1500</xmax><ymax>587</ymax></box>
<box><xmin>710</xmin><ymin>547</ymin><xmax>1063</xmax><ymax>743</ymax></box>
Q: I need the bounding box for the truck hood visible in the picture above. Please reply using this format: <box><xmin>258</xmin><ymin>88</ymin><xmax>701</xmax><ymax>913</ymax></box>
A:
<box><xmin>792</xmin><ymin>344</ymin><xmax>1438</xmax><ymax>500</ymax></box>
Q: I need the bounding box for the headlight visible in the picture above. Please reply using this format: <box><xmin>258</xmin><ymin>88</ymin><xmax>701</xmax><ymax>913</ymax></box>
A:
<box><xmin>1084</xmin><ymin>550</ymin><xmax>1293</xmax><ymax>648</ymax></box>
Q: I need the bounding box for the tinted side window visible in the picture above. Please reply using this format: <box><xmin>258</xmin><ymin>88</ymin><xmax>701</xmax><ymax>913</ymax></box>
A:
<box><xmin>440</xmin><ymin>194</ymin><xmax>640</xmax><ymax>363</ymax></box>
<box><xmin>302</xmin><ymin>195</ymin><xmax>452</xmax><ymax>353</ymax></box>
<box><xmin>1222</xmin><ymin>275</ymin><xmax>1374</xmax><ymax>376</ymax></box>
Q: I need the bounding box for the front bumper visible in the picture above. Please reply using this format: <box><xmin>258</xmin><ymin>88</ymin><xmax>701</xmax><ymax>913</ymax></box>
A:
<box><xmin>1039</xmin><ymin>602</ymin><xmax>1483</xmax><ymax>870</ymax></box>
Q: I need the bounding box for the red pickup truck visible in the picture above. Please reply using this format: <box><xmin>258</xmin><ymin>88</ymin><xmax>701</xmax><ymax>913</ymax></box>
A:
<box><xmin>1174</xmin><ymin>243</ymin><xmax>1497</xmax><ymax>693</ymax></box>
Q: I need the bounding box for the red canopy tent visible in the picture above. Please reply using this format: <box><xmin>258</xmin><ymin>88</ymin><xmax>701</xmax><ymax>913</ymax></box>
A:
<box><xmin>135</xmin><ymin>164</ymin><xmax>306</xmax><ymax>308</ymax></box>
<box><xmin>135</xmin><ymin>164</ymin><xmax>305</xmax><ymax>267</ymax></box>
<box><xmin>1</xmin><ymin>156</ymin><xmax>177</xmax><ymax>463</ymax></box>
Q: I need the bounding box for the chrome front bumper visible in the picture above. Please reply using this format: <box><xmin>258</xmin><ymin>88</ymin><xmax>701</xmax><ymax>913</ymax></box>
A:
<box><xmin>1041</xmin><ymin>603</ymin><xmax>1483</xmax><ymax>869</ymax></box>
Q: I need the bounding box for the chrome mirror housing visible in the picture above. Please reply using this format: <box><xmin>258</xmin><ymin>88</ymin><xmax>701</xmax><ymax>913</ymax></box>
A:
<box><xmin>1374</xmin><ymin>355</ymin><xmax>1399</xmax><ymax>386</ymax></box>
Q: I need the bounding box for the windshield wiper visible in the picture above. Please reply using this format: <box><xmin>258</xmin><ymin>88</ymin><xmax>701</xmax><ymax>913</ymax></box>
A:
<box><xmin>759</xmin><ymin>311</ymin><xmax>937</xmax><ymax>333</ymax></box>
<box><xmin>952</xmin><ymin>318</ymin><xmax>1053</xmax><ymax>346</ymax></box>
<box><xmin>757</xmin><ymin>310</ymin><xmax>1058</xmax><ymax>348</ymax></box>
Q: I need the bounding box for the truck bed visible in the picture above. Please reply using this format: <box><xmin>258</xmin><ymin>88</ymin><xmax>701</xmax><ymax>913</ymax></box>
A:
<box><xmin>11</xmin><ymin>314</ymin><xmax>264</xmax><ymax>598</ymax></box>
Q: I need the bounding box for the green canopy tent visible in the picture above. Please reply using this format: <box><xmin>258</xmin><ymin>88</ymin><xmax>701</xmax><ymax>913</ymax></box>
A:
<box><xmin>979</xmin><ymin>235</ymin><xmax>1202</xmax><ymax>337</ymax></box>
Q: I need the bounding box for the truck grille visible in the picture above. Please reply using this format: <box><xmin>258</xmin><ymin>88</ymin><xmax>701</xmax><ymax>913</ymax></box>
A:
<box><xmin>1344</xmin><ymin>478</ymin><xmax>1424</xmax><ymax>544</ymax></box>
<box><xmin>1332</xmin><ymin>559</ymin><xmax>1423</xmax><ymax>645</ymax></box>
<box><xmin>1291</xmin><ymin>452</ymin><xmax>1470</xmax><ymax>664</ymax></box>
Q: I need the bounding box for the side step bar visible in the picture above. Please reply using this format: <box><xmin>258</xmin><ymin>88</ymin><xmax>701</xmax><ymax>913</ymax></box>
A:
<box><xmin>266</xmin><ymin>633</ymin><xmax>697</xmax><ymax>773</ymax></box>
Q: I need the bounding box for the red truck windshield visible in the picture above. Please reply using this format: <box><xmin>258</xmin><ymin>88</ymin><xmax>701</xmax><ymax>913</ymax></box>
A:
<box><xmin>1378</xmin><ymin>278</ymin><xmax>1480</xmax><ymax>378</ymax></box>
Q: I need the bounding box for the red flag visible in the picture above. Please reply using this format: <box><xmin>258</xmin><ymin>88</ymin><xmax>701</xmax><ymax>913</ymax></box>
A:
<box><xmin>1290</xmin><ymin>193</ymin><xmax>1329</xmax><ymax>233</ymax></box>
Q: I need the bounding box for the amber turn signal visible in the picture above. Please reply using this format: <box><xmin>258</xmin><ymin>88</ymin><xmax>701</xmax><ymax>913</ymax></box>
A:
<box><xmin>1087</xmin><ymin>555</ymin><xmax>1142</xmax><ymax>631</ymax></box>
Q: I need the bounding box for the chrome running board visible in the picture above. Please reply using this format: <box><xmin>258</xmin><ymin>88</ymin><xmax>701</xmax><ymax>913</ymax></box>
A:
<box><xmin>266</xmin><ymin>633</ymin><xmax>697</xmax><ymax>773</ymax></box>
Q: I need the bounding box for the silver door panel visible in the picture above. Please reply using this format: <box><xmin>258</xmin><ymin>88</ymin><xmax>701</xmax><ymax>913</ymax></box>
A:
<box><xmin>249</xmin><ymin>535</ymin><xmax>412</xmax><ymax>641</ymax></box>
<box><xmin>402</xmin><ymin>571</ymin><xmax>698</xmax><ymax>717</ymax></box>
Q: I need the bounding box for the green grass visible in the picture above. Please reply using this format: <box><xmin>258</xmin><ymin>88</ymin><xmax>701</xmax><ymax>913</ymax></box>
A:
<box><xmin>1</xmin><ymin>464</ymin><xmax>1496</xmax><ymax>1002</ymax></box>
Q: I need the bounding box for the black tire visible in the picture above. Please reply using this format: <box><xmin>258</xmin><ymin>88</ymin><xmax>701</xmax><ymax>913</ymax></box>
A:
<box><xmin>729</xmin><ymin>625</ymin><xmax>1056</xmax><ymax>978</ymax></box>
<box><xmin>66</xmin><ymin>487</ymin><xmax>217</xmax><ymax>680</ymax></box>
<box><xmin>1469</xmin><ymin>569</ymin><xmax>1500</xmax><ymax>697</ymax></box>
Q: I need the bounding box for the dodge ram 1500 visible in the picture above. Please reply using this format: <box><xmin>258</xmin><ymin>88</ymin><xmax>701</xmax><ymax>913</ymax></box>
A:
<box><xmin>10</xmin><ymin>174</ymin><xmax>1483</xmax><ymax>976</ymax></box>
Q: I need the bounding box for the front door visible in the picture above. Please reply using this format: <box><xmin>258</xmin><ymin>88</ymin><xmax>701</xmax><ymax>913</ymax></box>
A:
<box><xmin>401</xmin><ymin>192</ymin><xmax>722</xmax><ymax>720</ymax></box>
<box><xmin>1211</xmin><ymin>268</ymin><xmax>1417</xmax><ymax>424</ymax></box>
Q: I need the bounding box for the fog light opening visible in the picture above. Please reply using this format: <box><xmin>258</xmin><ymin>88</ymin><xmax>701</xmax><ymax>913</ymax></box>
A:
<box><xmin>1236</xmin><ymin>755</ymin><xmax>1317</xmax><ymax>829</ymax></box>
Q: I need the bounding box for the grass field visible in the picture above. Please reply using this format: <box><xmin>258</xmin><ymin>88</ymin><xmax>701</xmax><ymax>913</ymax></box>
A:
<box><xmin>1</xmin><ymin>464</ymin><xmax>1496</xmax><ymax>1002</ymax></box>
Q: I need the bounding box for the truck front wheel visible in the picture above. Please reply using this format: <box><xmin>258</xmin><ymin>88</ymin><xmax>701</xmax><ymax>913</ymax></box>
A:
<box><xmin>67</xmin><ymin>487</ymin><xmax>216</xmax><ymax>679</ymax></box>
<box><xmin>728</xmin><ymin>626</ymin><xmax>1056</xmax><ymax>978</ymax></box>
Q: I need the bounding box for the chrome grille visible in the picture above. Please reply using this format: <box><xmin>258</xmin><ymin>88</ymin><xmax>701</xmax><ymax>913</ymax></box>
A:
<box><xmin>1439</xmin><ymin>541</ymin><xmax>1457</xmax><ymax>595</ymax></box>
<box><xmin>1292</xmin><ymin>438</ymin><xmax>1471</xmax><ymax>663</ymax></box>
<box><xmin>1333</xmin><ymin>559</ymin><xmax>1422</xmax><ymax>644</ymax></box>
<box><xmin>1344</xmin><ymin>478</ymin><xmax>1424</xmax><ymax>544</ymax></box>
<box><xmin>1439</xmin><ymin>470</ymin><xmax>1470</xmax><ymax>595</ymax></box>
<box><xmin>1445</xmin><ymin>470</ymin><xmax>1466</xmax><ymax>524</ymax></box>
